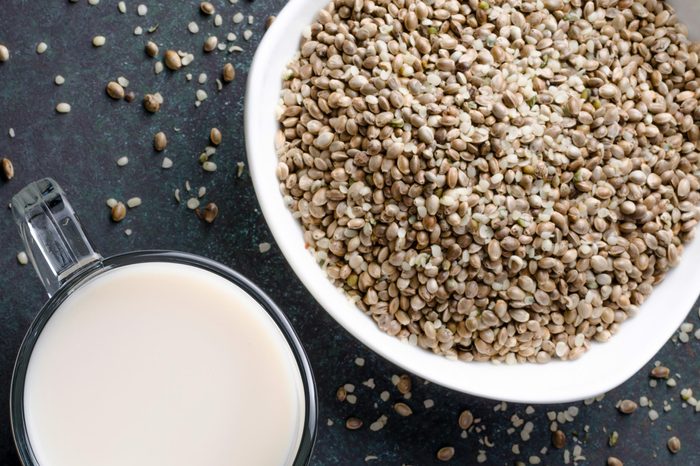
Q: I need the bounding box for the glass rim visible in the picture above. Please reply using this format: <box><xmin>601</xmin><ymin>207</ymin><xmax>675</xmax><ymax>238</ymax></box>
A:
<box><xmin>10</xmin><ymin>250</ymin><xmax>318</xmax><ymax>466</ymax></box>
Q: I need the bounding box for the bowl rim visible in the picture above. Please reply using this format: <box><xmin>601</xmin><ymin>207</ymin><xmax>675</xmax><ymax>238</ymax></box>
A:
<box><xmin>245</xmin><ymin>0</ymin><xmax>699</xmax><ymax>404</ymax></box>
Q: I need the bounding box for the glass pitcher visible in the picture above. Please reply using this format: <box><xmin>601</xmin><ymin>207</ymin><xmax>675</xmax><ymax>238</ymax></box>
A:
<box><xmin>9</xmin><ymin>178</ymin><xmax>317</xmax><ymax>466</ymax></box>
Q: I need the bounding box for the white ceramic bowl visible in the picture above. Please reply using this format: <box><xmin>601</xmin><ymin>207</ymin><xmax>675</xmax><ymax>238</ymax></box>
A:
<box><xmin>246</xmin><ymin>0</ymin><xmax>700</xmax><ymax>403</ymax></box>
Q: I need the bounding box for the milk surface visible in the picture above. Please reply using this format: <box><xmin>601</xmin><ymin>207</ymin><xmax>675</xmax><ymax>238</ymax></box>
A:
<box><xmin>23</xmin><ymin>262</ymin><xmax>305</xmax><ymax>466</ymax></box>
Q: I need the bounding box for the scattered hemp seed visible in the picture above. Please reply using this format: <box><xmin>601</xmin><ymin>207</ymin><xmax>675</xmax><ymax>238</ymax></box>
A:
<box><xmin>106</xmin><ymin>198</ymin><xmax>118</xmax><ymax>208</ymax></box>
<box><xmin>137</xmin><ymin>4</ymin><xmax>147</xmax><ymax>16</ymax></box>
<box><xmin>54</xmin><ymin>75</ymin><xmax>65</xmax><ymax>85</ymax></box>
<box><xmin>111</xmin><ymin>202</ymin><xmax>127</xmax><ymax>222</ymax></box>
<box><xmin>396</xmin><ymin>374</ymin><xmax>412</xmax><ymax>395</ymax></box>
<box><xmin>202</xmin><ymin>161</ymin><xmax>217</xmax><ymax>172</ymax></box>
<box><xmin>667</xmin><ymin>436</ymin><xmax>681</xmax><ymax>454</ymax></box>
<box><xmin>116</xmin><ymin>156</ymin><xmax>129</xmax><ymax>167</ymax></box>
<box><xmin>259</xmin><ymin>242</ymin><xmax>271</xmax><ymax>253</ymax></box>
<box><xmin>236</xmin><ymin>161</ymin><xmax>245</xmax><ymax>177</ymax></box>
<box><xmin>164</xmin><ymin>50</ymin><xmax>182</xmax><ymax>70</ymax></box>
<box><xmin>393</xmin><ymin>402</ymin><xmax>413</xmax><ymax>417</ymax></box>
<box><xmin>265</xmin><ymin>16</ymin><xmax>276</xmax><ymax>29</ymax></box>
<box><xmin>154</xmin><ymin>61</ymin><xmax>164</xmax><ymax>74</ymax></box>
<box><xmin>200</xmin><ymin>1</ymin><xmax>215</xmax><ymax>15</ymax></box>
<box><xmin>369</xmin><ymin>415</ymin><xmax>387</xmax><ymax>431</ymax></box>
<box><xmin>161</xmin><ymin>157</ymin><xmax>173</xmax><ymax>169</ymax></box>
<box><xmin>181</xmin><ymin>53</ymin><xmax>194</xmax><ymax>66</ymax></box>
<box><xmin>36</xmin><ymin>42</ymin><xmax>47</xmax><ymax>54</ymax></box>
<box><xmin>336</xmin><ymin>386</ymin><xmax>347</xmax><ymax>402</ymax></box>
<box><xmin>648</xmin><ymin>409</ymin><xmax>660</xmax><ymax>421</ymax></box>
<box><xmin>222</xmin><ymin>63</ymin><xmax>235</xmax><ymax>82</ymax></box>
<box><xmin>92</xmin><ymin>36</ymin><xmax>106</xmax><ymax>47</ymax></box>
<box><xmin>117</xmin><ymin>1</ymin><xmax>126</xmax><ymax>13</ymax></box>
<box><xmin>188</xmin><ymin>22</ymin><xmax>200</xmax><ymax>34</ymax></box>
<box><xmin>651</xmin><ymin>366</ymin><xmax>671</xmax><ymax>379</ymax></box>
<box><xmin>618</xmin><ymin>400</ymin><xmax>638</xmax><ymax>414</ymax></box>
<box><xmin>154</xmin><ymin>132</ymin><xmax>167</xmax><ymax>151</ymax></box>
<box><xmin>196</xmin><ymin>89</ymin><xmax>208</xmax><ymax>102</ymax></box>
<box><xmin>233</xmin><ymin>12</ymin><xmax>244</xmax><ymax>23</ymax></box>
<box><xmin>345</xmin><ymin>417</ymin><xmax>362</xmax><ymax>430</ymax></box>
<box><xmin>106</xmin><ymin>81</ymin><xmax>125</xmax><ymax>100</ymax></box>
<box><xmin>552</xmin><ymin>430</ymin><xmax>566</xmax><ymax>449</ymax></box>
<box><xmin>143</xmin><ymin>94</ymin><xmax>161</xmax><ymax>113</ymax></box>
<box><xmin>214</xmin><ymin>14</ymin><xmax>223</xmax><ymax>27</ymax></box>
<box><xmin>458</xmin><ymin>410</ymin><xmax>474</xmax><ymax>430</ymax></box>
<box><xmin>609</xmin><ymin>431</ymin><xmax>619</xmax><ymax>447</ymax></box>
<box><xmin>124</xmin><ymin>229</ymin><xmax>132</xmax><ymax>236</ymax></box>
<box><xmin>124</xmin><ymin>91</ymin><xmax>136</xmax><ymax>102</ymax></box>
<box><xmin>16</xmin><ymin>251</ymin><xmax>28</xmax><ymax>265</ymax></box>
<box><xmin>0</xmin><ymin>44</ymin><xmax>9</xmax><ymax>62</ymax></box>
<box><xmin>117</xmin><ymin>77</ymin><xmax>129</xmax><ymax>87</ymax></box>
<box><xmin>126</xmin><ymin>197</ymin><xmax>142</xmax><ymax>208</ymax></box>
<box><xmin>88</xmin><ymin>0</ymin><xmax>99</xmax><ymax>5</ymax></box>
<box><xmin>210</xmin><ymin>128</ymin><xmax>222</xmax><ymax>145</ymax></box>
<box><xmin>436</xmin><ymin>446</ymin><xmax>455</xmax><ymax>462</ymax></box>
<box><xmin>354</xmin><ymin>357</ymin><xmax>365</xmax><ymax>366</ymax></box>
<box><xmin>1</xmin><ymin>158</ymin><xmax>14</xmax><ymax>180</ymax></box>
<box><xmin>55</xmin><ymin>103</ymin><xmax>71</xmax><ymax>114</ymax></box>
<box><xmin>199</xmin><ymin>202</ymin><xmax>219</xmax><ymax>223</ymax></box>
<box><xmin>203</xmin><ymin>36</ymin><xmax>218</xmax><ymax>52</ymax></box>
<box><xmin>8</xmin><ymin>128</ymin><xmax>15</xmax><ymax>138</ymax></box>
<box><xmin>186</xmin><ymin>198</ymin><xmax>200</xmax><ymax>210</ymax></box>
<box><xmin>423</xmin><ymin>399</ymin><xmax>434</xmax><ymax>408</ymax></box>
<box><xmin>607</xmin><ymin>457</ymin><xmax>623</xmax><ymax>466</ymax></box>
<box><xmin>243</xmin><ymin>30</ymin><xmax>252</xmax><ymax>40</ymax></box>
<box><xmin>145</xmin><ymin>41</ymin><xmax>159</xmax><ymax>57</ymax></box>
<box><xmin>198</xmin><ymin>73</ymin><xmax>208</xmax><ymax>84</ymax></box>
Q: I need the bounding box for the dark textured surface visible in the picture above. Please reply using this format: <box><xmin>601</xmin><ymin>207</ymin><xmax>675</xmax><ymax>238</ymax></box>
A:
<box><xmin>0</xmin><ymin>1</ymin><xmax>699</xmax><ymax>465</ymax></box>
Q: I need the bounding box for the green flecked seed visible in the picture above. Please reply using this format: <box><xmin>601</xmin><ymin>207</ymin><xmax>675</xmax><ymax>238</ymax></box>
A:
<box><xmin>609</xmin><ymin>431</ymin><xmax>619</xmax><ymax>447</ymax></box>
<box><xmin>592</xmin><ymin>99</ymin><xmax>602</xmax><ymax>109</ymax></box>
<box><xmin>427</xmin><ymin>26</ymin><xmax>438</xmax><ymax>35</ymax></box>
<box><xmin>390</xmin><ymin>119</ymin><xmax>405</xmax><ymax>128</ymax></box>
<box><xmin>346</xmin><ymin>274</ymin><xmax>358</xmax><ymax>287</ymax></box>
<box><xmin>581</xmin><ymin>88</ymin><xmax>590</xmax><ymax>100</ymax></box>
<box><xmin>478</xmin><ymin>1</ymin><xmax>489</xmax><ymax>9</ymax></box>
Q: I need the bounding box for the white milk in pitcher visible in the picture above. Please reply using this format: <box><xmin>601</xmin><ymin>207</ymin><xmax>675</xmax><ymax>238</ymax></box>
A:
<box><xmin>23</xmin><ymin>262</ymin><xmax>305</xmax><ymax>466</ymax></box>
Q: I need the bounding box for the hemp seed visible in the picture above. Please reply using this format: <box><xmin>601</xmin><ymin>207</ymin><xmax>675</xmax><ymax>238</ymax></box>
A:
<box><xmin>667</xmin><ymin>436</ymin><xmax>681</xmax><ymax>454</ymax></box>
<box><xmin>106</xmin><ymin>82</ymin><xmax>125</xmax><ymax>100</ymax></box>
<box><xmin>436</xmin><ymin>447</ymin><xmax>455</xmax><ymax>462</ymax></box>
<box><xmin>200</xmin><ymin>1</ymin><xmax>215</xmax><ymax>15</ymax></box>
<box><xmin>618</xmin><ymin>400</ymin><xmax>638</xmax><ymax>414</ymax></box>
<box><xmin>210</xmin><ymin>128</ymin><xmax>222</xmax><ymax>146</ymax></box>
<box><xmin>111</xmin><ymin>202</ymin><xmax>126</xmax><ymax>222</ymax></box>
<box><xmin>222</xmin><ymin>63</ymin><xmax>235</xmax><ymax>82</ymax></box>
<box><xmin>143</xmin><ymin>94</ymin><xmax>161</xmax><ymax>113</ymax></box>
<box><xmin>164</xmin><ymin>50</ymin><xmax>182</xmax><ymax>70</ymax></box>
<box><xmin>1</xmin><ymin>158</ymin><xmax>14</xmax><ymax>180</ymax></box>
<box><xmin>145</xmin><ymin>41</ymin><xmax>159</xmax><ymax>57</ymax></box>
<box><xmin>154</xmin><ymin>132</ymin><xmax>167</xmax><ymax>151</ymax></box>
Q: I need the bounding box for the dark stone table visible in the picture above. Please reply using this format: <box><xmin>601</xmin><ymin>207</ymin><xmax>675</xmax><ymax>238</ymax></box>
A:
<box><xmin>0</xmin><ymin>1</ymin><xmax>698</xmax><ymax>465</ymax></box>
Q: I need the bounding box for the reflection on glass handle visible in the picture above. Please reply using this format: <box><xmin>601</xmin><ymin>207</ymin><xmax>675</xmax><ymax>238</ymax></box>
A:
<box><xmin>12</xmin><ymin>178</ymin><xmax>102</xmax><ymax>297</ymax></box>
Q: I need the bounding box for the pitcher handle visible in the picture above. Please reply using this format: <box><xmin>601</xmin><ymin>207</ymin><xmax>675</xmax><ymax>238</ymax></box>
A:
<box><xmin>11</xmin><ymin>178</ymin><xmax>102</xmax><ymax>297</ymax></box>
